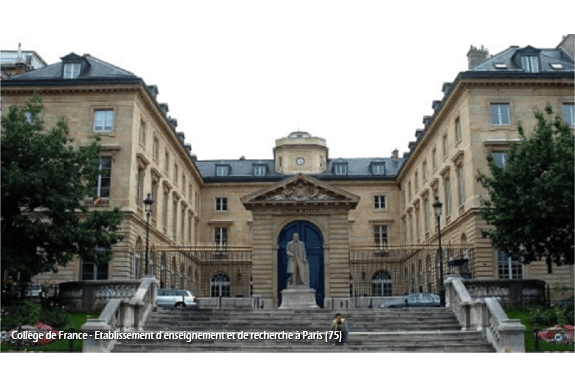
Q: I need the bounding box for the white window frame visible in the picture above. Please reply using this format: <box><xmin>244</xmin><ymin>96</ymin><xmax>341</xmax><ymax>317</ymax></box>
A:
<box><xmin>492</xmin><ymin>151</ymin><xmax>508</xmax><ymax>169</ymax></box>
<box><xmin>374</xmin><ymin>225</ymin><xmax>388</xmax><ymax>247</ymax></box>
<box><xmin>374</xmin><ymin>195</ymin><xmax>386</xmax><ymax>210</ymax></box>
<box><xmin>64</xmin><ymin>63</ymin><xmax>81</xmax><ymax>79</ymax></box>
<box><xmin>215</xmin><ymin>197</ymin><xmax>228</xmax><ymax>212</ymax></box>
<box><xmin>94</xmin><ymin>110</ymin><xmax>114</xmax><ymax>132</ymax></box>
<box><xmin>497</xmin><ymin>250</ymin><xmax>523</xmax><ymax>279</ymax></box>
<box><xmin>334</xmin><ymin>163</ymin><xmax>347</xmax><ymax>175</ymax></box>
<box><xmin>521</xmin><ymin>56</ymin><xmax>539</xmax><ymax>73</ymax></box>
<box><xmin>372</xmin><ymin>164</ymin><xmax>385</xmax><ymax>175</ymax></box>
<box><xmin>490</xmin><ymin>103</ymin><xmax>510</xmax><ymax>126</ymax></box>
<box><xmin>563</xmin><ymin>103</ymin><xmax>574</xmax><ymax>127</ymax></box>
<box><xmin>216</xmin><ymin>166</ymin><xmax>229</xmax><ymax>176</ymax></box>
<box><xmin>254</xmin><ymin>165</ymin><xmax>267</xmax><ymax>176</ymax></box>
<box><xmin>214</xmin><ymin>227</ymin><xmax>228</xmax><ymax>246</ymax></box>
<box><xmin>94</xmin><ymin>157</ymin><xmax>112</xmax><ymax>198</ymax></box>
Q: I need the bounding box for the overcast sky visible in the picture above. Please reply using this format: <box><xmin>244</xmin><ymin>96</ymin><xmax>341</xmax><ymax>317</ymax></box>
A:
<box><xmin>2</xmin><ymin>1</ymin><xmax>572</xmax><ymax>163</ymax></box>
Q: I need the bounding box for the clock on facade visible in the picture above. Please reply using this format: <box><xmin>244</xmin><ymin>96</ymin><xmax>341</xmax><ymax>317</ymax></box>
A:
<box><xmin>296</xmin><ymin>157</ymin><xmax>305</xmax><ymax>165</ymax></box>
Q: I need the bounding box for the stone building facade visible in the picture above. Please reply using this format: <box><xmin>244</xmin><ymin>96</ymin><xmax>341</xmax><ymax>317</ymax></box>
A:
<box><xmin>1</xmin><ymin>36</ymin><xmax>573</xmax><ymax>308</ymax></box>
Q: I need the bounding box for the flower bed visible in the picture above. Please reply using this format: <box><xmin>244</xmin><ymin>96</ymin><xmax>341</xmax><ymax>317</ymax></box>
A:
<box><xmin>538</xmin><ymin>325</ymin><xmax>574</xmax><ymax>345</ymax></box>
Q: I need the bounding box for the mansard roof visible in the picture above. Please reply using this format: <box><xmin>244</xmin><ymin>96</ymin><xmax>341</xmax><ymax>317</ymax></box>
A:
<box><xmin>4</xmin><ymin>52</ymin><xmax>138</xmax><ymax>84</ymax></box>
<box><xmin>468</xmin><ymin>45</ymin><xmax>574</xmax><ymax>73</ymax></box>
<box><xmin>196</xmin><ymin>157</ymin><xmax>404</xmax><ymax>183</ymax></box>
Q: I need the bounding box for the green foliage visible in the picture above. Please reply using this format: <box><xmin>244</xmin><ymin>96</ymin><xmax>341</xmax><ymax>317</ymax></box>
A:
<box><xmin>1</xmin><ymin>300</ymin><xmax>41</xmax><ymax>329</ymax></box>
<box><xmin>526</xmin><ymin>305</ymin><xmax>574</xmax><ymax>327</ymax></box>
<box><xmin>41</xmin><ymin>307</ymin><xmax>70</xmax><ymax>328</ymax></box>
<box><xmin>1</xmin><ymin>93</ymin><xmax>124</xmax><ymax>276</ymax></box>
<box><xmin>477</xmin><ymin>105</ymin><xmax>574</xmax><ymax>266</ymax></box>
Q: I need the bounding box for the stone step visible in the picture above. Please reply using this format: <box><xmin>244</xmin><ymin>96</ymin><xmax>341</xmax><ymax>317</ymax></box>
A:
<box><xmin>112</xmin><ymin>307</ymin><xmax>495</xmax><ymax>353</ymax></box>
<box><xmin>114</xmin><ymin>332</ymin><xmax>493</xmax><ymax>352</ymax></box>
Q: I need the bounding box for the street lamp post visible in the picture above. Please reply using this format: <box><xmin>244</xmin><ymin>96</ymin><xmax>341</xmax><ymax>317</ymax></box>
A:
<box><xmin>144</xmin><ymin>194</ymin><xmax>154</xmax><ymax>276</ymax></box>
<box><xmin>433</xmin><ymin>196</ymin><xmax>445</xmax><ymax>307</ymax></box>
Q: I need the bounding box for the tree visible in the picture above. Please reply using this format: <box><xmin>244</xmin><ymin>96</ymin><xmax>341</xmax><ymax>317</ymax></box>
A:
<box><xmin>477</xmin><ymin>105</ymin><xmax>574</xmax><ymax>268</ymax></box>
<box><xmin>1</xmin><ymin>94</ymin><xmax>124</xmax><ymax>278</ymax></box>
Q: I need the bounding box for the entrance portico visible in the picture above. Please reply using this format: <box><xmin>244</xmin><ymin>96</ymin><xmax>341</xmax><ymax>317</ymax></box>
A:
<box><xmin>241</xmin><ymin>174</ymin><xmax>359</xmax><ymax>308</ymax></box>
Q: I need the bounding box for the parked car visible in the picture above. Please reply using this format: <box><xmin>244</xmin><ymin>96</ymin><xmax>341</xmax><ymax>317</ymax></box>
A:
<box><xmin>156</xmin><ymin>289</ymin><xmax>197</xmax><ymax>307</ymax></box>
<box><xmin>380</xmin><ymin>293</ymin><xmax>440</xmax><ymax>308</ymax></box>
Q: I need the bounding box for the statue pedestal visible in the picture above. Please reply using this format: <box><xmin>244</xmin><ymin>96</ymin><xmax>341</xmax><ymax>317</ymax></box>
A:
<box><xmin>279</xmin><ymin>286</ymin><xmax>319</xmax><ymax>309</ymax></box>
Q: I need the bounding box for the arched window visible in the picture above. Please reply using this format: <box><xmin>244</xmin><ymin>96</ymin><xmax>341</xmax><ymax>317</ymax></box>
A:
<box><xmin>211</xmin><ymin>272</ymin><xmax>230</xmax><ymax>297</ymax></box>
<box><xmin>372</xmin><ymin>270</ymin><xmax>392</xmax><ymax>296</ymax></box>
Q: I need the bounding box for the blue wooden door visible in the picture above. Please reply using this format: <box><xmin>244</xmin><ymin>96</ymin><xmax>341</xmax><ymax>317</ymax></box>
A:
<box><xmin>278</xmin><ymin>221</ymin><xmax>324</xmax><ymax>307</ymax></box>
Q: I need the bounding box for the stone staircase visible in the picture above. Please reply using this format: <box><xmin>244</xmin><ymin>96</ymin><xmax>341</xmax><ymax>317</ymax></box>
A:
<box><xmin>112</xmin><ymin>307</ymin><xmax>495</xmax><ymax>352</ymax></box>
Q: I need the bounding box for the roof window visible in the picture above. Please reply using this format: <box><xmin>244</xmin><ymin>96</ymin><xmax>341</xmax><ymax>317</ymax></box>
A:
<box><xmin>493</xmin><ymin>63</ymin><xmax>508</xmax><ymax>69</ymax></box>
<box><xmin>60</xmin><ymin>53</ymin><xmax>89</xmax><ymax>79</ymax></box>
<box><xmin>333</xmin><ymin>160</ymin><xmax>348</xmax><ymax>176</ymax></box>
<box><xmin>215</xmin><ymin>164</ymin><xmax>231</xmax><ymax>177</ymax></box>
<box><xmin>550</xmin><ymin>63</ymin><xmax>564</xmax><ymax>70</ymax></box>
<box><xmin>521</xmin><ymin>56</ymin><xmax>539</xmax><ymax>72</ymax></box>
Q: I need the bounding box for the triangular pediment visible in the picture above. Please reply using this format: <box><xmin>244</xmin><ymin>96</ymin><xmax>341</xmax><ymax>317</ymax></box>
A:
<box><xmin>241</xmin><ymin>173</ymin><xmax>359</xmax><ymax>209</ymax></box>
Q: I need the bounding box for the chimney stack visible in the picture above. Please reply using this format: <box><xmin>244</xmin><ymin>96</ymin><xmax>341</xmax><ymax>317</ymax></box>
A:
<box><xmin>467</xmin><ymin>45</ymin><xmax>489</xmax><ymax>69</ymax></box>
<box><xmin>391</xmin><ymin>149</ymin><xmax>399</xmax><ymax>161</ymax></box>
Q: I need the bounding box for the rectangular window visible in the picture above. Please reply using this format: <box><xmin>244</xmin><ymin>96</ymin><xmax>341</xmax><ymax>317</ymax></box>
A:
<box><xmin>372</xmin><ymin>164</ymin><xmax>385</xmax><ymax>175</ymax></box>
<box><xmin>490</xmin><ymin>103</ymin><xmax>510</xmax><ymax>125</ymax></box>
<box><xmin>422</xmin><ymin>161</ymin><xmax>427</xmax><ymax>181</ymax></box>
<box><xmin>374</xmin><ymin>195</ymin><xmax>386</xmax><ymax>209</ymax></box>
<box><xmin>182</xmin><ymin>175</ymin><xmax>186</xmax><ymax>198</ymax></box>
<box><xmin>81</xmin><ymin>261</ymin><xmax>109</xmax><ymax>280</ymax></box>
<box><xmin>442</xmin><ymin>133</ymin><xmax>448</xmax><ymax>158</ymax></box>
<box><xmin>334</xmin><ymin>164</ymin><xmax>347</xmax><ymax>175</ymax></box>
<box><xmin>64</xmin><ymin>63</ymin><xmax>81</xmax><ymax>79</ymax></box>
<box><xmin>254</xmin><ymin>165</ymin><xmax>266</xmax><ymax>176</ymax></box>
<box><xmin>153</xmin><ymin>135</ymin><xmax>159</xmax><ymax>160</ymax></box>
<box><xmin>414</xmin><ymin>172</ymin><xmax>419</xmax><ymax>191</ymax></box>
<box><xmin>139</xmin><ymin>120</ymin><xmax>146</xmax><ymax>146</ymax></box>
<box><xmin>188</xmin><ymin>213</ymin><xmax>193</xmax><ymax>243</ymax></box>
<box><xmin>563</xmin><ymin>103</ymin><xmax>574</xmax><ymax>127</ymax></box>
<box><xmin>374</xmin><ymin>225</ymin><xmax>388</xmax><ymax>247</ymax></box>
<box><xmin>164</xmin><ymin>150</ymin><xmax>170</xmax><ymax>173</ymax></box>
<box><xmin>162</xmin><ymin>191</ymin><xmax>169</xmax><ymax>230</ymax></box>
<box><xmin>214</xmin><ymin>227</ymin><xmax>228</xmax><ymax>245</ymax></box>
<box><xmin>457</xmin><ymin>166</ymin><xmax>466</xmax><ymax>208</ymax></box>
<box><xmin>521</xmin><ymin>56</ymin><xmax>539</xmax><ymax>73</ymax></box>
<box><xmin>181</xmin><ymin>207</ymin><xmax>185</xmax><ymax>243</ymax></box>
<box><xmin>151</xmin><ymin>181</ymin><xmax>159</xmax><ymax>219</ymax></box>
<box><xmin>94</xmin><ymin>157</ymin><xmax>112</xmax><ymax>198</ymax></box>
<box><xmin>136</xmin><ymin>168</ymin><xmax>144</xmax><ymax>205</ymax></box>
<box><xmin>174</xmin><ymin>164</ymin><xmax>179</xmax><ymax>185</ymax></box>
<box><xmin>444</xmin><ymin>177</ymin><xmax>452</xmax><ymax>217</ymax></box>
<box><xmin>497</xmin><ymin>250</ymin><xmax>523</xmax><ymax>279</ymax></box>
<box><xmin>424</xmin><ymin>198</ymin><xmax>430</xmax><ymax>234</ymax></box>
<box><xmin>455</xmin><ymin>117</ymin><xmax>462</xmax><ymax>143</ymax></box>
<box><xmin>492</xmin><ymin>151</ymin><xmax>508</xmax><ymax>169</ymax></box>
<box><xmin>94</xmin><ymin>110</ymin><xmax>114</xmax><ymax>132</ymax></box>
<box><xmin>432</xmin><ymin>147</ymin><xmax>437</xmax><ymax>170</ymax></box>
<box><xmin>215</xmin><ymin>197</ymin><xmax>228</xmax><ymax>212</ymax></box>
<box><xmin>408</xmin><ymin>181</ymin><xmax>412</xmax><ymax>201</ymax></box>
<box><xmin>415</xmin><ymin>207</ymin><xmax>420</xmax><ymax>242</ymax></box>
<box><xmin>172</xmin><ymin>199</ymin><xmax>178</xmax><ymax>240</ymax></box>
<box><xmin>216</xmin><ymin>166</ymin><xmax>229</xmax><ymax>176</ymax></box>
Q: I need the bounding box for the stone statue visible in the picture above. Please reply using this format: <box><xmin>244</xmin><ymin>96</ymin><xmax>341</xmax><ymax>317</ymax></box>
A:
<box><xmin>286</xmin><ymin>233</ymin><xmax>309</xmax><ymax>287</ymax></box>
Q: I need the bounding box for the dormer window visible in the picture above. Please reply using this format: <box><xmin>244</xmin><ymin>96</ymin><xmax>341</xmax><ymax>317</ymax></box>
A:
<box><xmin>333</xmin><ymin>161</ymin><xmax>348</xmax><ymax>175</ymax></box>
<box><xmin>550</xmin><ymin>63</ymin><xmax>564</xmax><ymax>70</ymax></box>
<box><xmin>64</xmin><ymin>63</ymin><xmax>81</xmax><ymax>79</ymax></box>
<box><xmin>61</xmin><ymin>53</ymin><xmax>90</xmax><ymax>79</ymax></box>
<box><xmin>493</xmin><ymin>63</ymin><xmax>507</xmax><ymax>69</ymax></box>
<box><xmin>215</xmin><ymin>164</ymin><xmax>231</xmax><ymax>177</ymax></box>
<box><xmin>370</xmin><ymin>161</ymin><xmax>386</xmax><ymax>175</ymax></box>
<box><xmin>521</xmin><ymin>56</ymin><xmax>539</xmax><ymax>72</ymax></box>
<box><xmin>253</xmin><ymin>164</ymin><xmax>267</xmax><ymax>176</ymax></box>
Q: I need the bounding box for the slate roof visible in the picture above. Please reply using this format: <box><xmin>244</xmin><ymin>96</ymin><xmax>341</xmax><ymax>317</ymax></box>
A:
<box><xmin>469</xmin><ymin>46</ymin><xmax>574</xmax><ymax>72</ymax></box>
<box><xmin>2</xmin><ymin>53</ymin><xmax>142</xmax><ymax>85</ymax></box>
<box><xmin>196</xmin><ymin>157</ymin><xmax>404</xmax><ymax>183</ymax></box>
